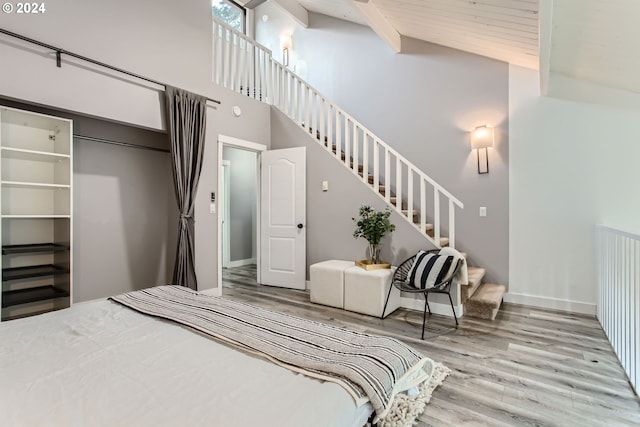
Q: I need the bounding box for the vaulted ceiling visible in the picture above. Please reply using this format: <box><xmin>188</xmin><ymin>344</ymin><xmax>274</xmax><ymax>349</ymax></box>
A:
<box><xmin>251</xmin><ymin>0</ymin><xmax>640</xmax><ymax>103</ymax></box>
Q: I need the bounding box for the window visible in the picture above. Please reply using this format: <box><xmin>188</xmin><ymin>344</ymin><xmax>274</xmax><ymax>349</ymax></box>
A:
<box><xmin>212</xmin><ymin>0</ymin><xmax>246</xmax><ymax>33</ymax></box>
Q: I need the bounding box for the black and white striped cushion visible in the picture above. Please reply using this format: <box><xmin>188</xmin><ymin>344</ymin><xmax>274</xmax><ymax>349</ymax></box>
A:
<box><xmin>406</xmin><ymin>251</ymin><xmax>455</xmax><ymax>290</ymax></box>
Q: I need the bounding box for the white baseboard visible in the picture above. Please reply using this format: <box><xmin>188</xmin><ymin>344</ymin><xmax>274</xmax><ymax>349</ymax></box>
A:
<box><xmin>504</xmin><ymin>292</ymin><xmax>596</xmax><ymax>315</ymax></box>
<box><xmin>228</xmin><ymin>258</ymin><xmax>257</xmax><ymax>268</ymax></box>
<box><xmin>400</xmin><ymin>297</ymin><xmax>463</xmax><ymax>318</ymax></box>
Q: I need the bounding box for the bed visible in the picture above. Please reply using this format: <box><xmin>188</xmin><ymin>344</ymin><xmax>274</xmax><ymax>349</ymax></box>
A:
<box><xmin>0</xmin><ymin>286</ymin><xmax>447</xmax><ymax>426</ymax></box>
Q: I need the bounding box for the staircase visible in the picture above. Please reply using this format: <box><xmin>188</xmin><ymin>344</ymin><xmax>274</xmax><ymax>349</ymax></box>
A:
<box><xmin>212</xmin><ymin>19</ymin><xmax>505</xmax><ymax>320</ymax></box>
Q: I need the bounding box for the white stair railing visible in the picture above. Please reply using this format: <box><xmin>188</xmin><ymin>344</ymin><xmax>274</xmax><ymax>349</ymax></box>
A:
<box><xmin>597</xmin><ymin>225</ymin><xmax>639</xmax><ymax>396</ymax></box>
<box><xmin>213</xmin><ymin>19</ymin><xmax>463</xmax><ymax>248</ymax></box>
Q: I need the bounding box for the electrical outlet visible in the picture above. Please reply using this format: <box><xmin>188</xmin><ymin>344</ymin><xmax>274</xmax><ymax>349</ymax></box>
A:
<box><xmin>479</xmin><ymin>207</ymin><xmax>487</xmax><ymax>217</ymax></box>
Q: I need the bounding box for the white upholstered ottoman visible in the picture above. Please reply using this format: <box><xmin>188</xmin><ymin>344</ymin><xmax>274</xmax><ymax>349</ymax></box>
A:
<box><xmin>344</xmin><ymin>266</ymin><xmax>400</xmax><ymax>317</ymax></box>
<box><xmin>309</xmin><ymin>260</ymin><xmax>354</xmax><ymax>308</ymax></box>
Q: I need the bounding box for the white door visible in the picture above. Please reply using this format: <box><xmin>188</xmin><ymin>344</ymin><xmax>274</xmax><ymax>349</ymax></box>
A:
<box><xmin>260</xmin><ymin>147</ymin><xmax>306</xmax><ymax>289</ymax></box>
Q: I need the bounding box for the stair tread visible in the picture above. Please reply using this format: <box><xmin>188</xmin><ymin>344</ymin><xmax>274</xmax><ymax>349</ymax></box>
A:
<box><xmin>460</xmin><ymin>266</ymin><xmax>486</xmax><ymax>303</ymax></box>
<box><xmin>466</xmin><ymin>266</ymin><xmax>486</xmax><ymax>288</ymax></box>
<box><xmin>468</xmin><ymin>283</ymin><xmax>505</xmax><ymax>308</ymax></box>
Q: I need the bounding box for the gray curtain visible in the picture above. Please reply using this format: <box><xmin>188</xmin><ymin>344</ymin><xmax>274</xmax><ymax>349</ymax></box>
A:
<box><xmin>165</xmin><ymin>86</ymin><xmax>207</xmax><ymax>289</ymax></box>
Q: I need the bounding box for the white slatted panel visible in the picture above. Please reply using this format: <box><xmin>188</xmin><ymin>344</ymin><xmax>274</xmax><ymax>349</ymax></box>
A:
<box><xmin>597</xmin><ymin>225</ymin><xmax>640</xmax><ymax>397</ymax></box>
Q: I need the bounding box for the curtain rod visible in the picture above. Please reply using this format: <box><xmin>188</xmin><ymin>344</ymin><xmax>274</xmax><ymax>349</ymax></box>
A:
<box><xmin>0</xmin><ymin>28</ymin><xmax>222</xmax><ymax>105</ymax></box>
<box><xmin>75</xmin><ymin>134</ymin><xmax>170</xmax><ymax>153</ymax></box>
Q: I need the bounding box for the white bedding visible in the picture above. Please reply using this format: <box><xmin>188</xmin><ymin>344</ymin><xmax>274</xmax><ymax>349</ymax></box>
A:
<box><xmin>0</xmin><ymin>299</ymin><xmax>372</xmax><ymax>427</ymax></box>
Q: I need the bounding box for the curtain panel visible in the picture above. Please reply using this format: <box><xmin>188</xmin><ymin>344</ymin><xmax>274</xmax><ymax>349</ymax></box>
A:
<box><xmin>165</xmin><ymin>86</ymin><xmax>207</xmax><ymax>289</ymax></box>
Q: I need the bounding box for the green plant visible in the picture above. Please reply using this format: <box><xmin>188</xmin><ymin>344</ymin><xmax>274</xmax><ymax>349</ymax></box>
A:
<box><xmin>352</xmin><ymin>205</ymin><xmax>395</xmax><ymax>264</ymax></box>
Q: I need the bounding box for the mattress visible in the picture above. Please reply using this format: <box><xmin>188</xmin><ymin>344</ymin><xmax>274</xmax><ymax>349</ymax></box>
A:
<box><xmin>0</xmin><ymin>299</ymin><xmax>373</xmax><ymax>427</ymax></box>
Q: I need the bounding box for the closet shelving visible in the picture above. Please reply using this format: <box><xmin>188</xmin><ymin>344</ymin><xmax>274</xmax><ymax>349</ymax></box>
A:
<box><xmin>0</xmin><ymin>105</ymin><xmax>73</xmax><ymax>321</ymax></box>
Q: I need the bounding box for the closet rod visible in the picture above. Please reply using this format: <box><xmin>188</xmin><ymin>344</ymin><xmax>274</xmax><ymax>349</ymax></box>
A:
<box><xmin>0</xmin><ymin>28</ymin><xmax>222</xmax><ymax>105</ymax></box>
<box><xmin>74</xmin><ymin>135</ymin><xmax>170</xmax><ymax>153</ymax></box>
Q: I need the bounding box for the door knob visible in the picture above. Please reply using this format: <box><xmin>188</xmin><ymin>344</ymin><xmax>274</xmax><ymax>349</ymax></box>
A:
<box><xmin>297</xmin><ymin>223</ymin><xmax>304</xmax><ymax>229</ymax></box>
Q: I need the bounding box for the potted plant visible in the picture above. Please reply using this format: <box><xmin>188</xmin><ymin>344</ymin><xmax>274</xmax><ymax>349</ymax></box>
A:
<box><xmin>352</xmin><ymin>205</ymin><xmax>396</xmax><ymax>270</ymax></box>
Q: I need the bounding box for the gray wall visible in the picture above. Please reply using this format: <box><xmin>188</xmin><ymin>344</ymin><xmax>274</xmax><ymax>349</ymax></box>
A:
<box><xmin>1</xmin><ymin>99</ymin><xmax>177</xmax><ymax>302</ymax></box>
<box><xmin>223</xmin><ymin>146</ymin><xmax>257</xmax><ymax>262</ymax></box>
<box><xmin>259</xmin><ymin>10</ymin><xmax>509</xmax><ymax>286</ymax></box>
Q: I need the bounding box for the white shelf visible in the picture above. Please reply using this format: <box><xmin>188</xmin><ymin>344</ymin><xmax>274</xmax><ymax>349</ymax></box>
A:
<box><xmin>1</xmin><ymin>105</ymin><xmax>73</xmax><ymax>322</ymax></box>
<box><xmin>1</xmin><ymin>181</ymin><xmax>70</xmax><ymax>190</ymax></box>
<box><xmin>2</xmin><ymin>215</ymin><xmax>71</xmax><ymax>219</ymax></box>
<box><xmin>1</xmin><ymin>147</ymin><xmax>70</xmax><ymax>162</ymax></box>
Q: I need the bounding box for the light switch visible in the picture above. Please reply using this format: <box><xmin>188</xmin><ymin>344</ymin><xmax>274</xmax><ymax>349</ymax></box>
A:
<box><xmin>322</xmin><ymin>181</ymin><xmax>329</xmax><ymax>192</ymax></box>
<box><xmin>479</xmin><ymin>207</ymin><xmax>487</xmax><ymax>217</ymax></box>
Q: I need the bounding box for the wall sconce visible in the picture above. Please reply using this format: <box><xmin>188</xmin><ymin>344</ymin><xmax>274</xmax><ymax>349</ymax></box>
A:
<box><xmin>470</xmin><ymin>125</ymin><xmax>494</xmax><ymax>174</ymax></box>
<box><xmin>280</xmin><ymin>34</ymin><xmax>292</xmax><ymax>67</ymax></box>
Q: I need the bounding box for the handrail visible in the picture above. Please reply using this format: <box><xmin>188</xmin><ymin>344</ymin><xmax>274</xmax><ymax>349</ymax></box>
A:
<box><xmin>271</xmin><ymin>61</ymin><xmax>464</xmax><ymax>208</ymax></box>
<box><xmin>212</xmin><ymin>18</ymin><xmax>464</xmax><ymax>247</ymax></box>
<box><xmin>596</xmin><ymin>224</ymin><xmax>640</xmax><ymax>241</ymax></box>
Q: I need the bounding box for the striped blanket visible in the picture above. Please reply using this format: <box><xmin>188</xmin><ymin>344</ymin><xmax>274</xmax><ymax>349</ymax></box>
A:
<box><xmin>110</xmin><ymin>285</ymin><xmax>440</xmax><ymax>422</ymax></box>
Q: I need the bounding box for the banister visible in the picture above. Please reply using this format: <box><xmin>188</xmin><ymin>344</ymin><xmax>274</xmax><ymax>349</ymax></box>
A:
<box><xmin>213</xmin><ymin>19</ymin><xmax>465</xmax><ymax>247</ymax></box>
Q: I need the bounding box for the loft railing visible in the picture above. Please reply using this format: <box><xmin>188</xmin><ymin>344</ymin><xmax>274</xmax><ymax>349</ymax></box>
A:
<box><xmin>596</xmin><ymin>225</ymin><xmax>639</xmax><ymax>396</ymax></box>
<box><xmin>213</xmin><ymin>19</ymin><xmax>463</xmax><ymax>248</ymax></box>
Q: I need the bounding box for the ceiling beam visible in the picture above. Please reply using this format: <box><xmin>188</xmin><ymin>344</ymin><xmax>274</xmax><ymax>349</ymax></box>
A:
<box><xmin>273</xmin><ymin>0</ymin><xmax>309</xmax><ymax>28</ymax></box>
<box><xmin>348</xmin><ymin>0</ymin><xmax>402</xmax><ymax>53</ymax></box>
<box><xmin>538</xmin><ymin>0</ymin><xmax>554</xmax><ymax>96</ymax></box>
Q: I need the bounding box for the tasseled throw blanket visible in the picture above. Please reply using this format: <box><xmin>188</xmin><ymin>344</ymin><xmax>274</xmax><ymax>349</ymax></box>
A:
<box><xmin>110</xmin><ymin>285</ymin><xmax>448</xmax><ymax>424</ymax></box>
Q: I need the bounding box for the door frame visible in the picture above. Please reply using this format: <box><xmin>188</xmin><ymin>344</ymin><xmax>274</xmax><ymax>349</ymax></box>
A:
<box><xmin>217</xmin><ymin>134</ymin><xmax>266</xmax><ymax>295</ymax></box>
<box><xmin>221</xmin><ymin>160</ymin><xmax>231</xmax><ymax>269</ymax></box>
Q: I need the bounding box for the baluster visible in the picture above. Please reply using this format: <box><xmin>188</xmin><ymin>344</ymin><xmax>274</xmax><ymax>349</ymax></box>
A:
<box><xmin>395</xmin><ymin>157</ymin><xmax>402</xmax><ymax>212</ymax></box>
<box><xmin>433</xmin><ymin>189</ymin><xmax>441</xmax><ymax>246</ymax></box>
<box><xmin>334</xmin><ymin>111</ymin><xmax>341</xmax><ymax>160</ymax></box>
<box><xmin>279</xmin><ymin>67</ymin><xmax>285</xmax><ymax>110</ymax></box>
<box><xmin>311</xmin><ymin>92</ymin><xmax>318</xmax><ymax>137</ymax></box>
<box><xmin>352</xmin><ymin>122</ymin><xmax>359</xmax><ymax>174</ymax></box>
<box><xmin>362</xmin><ymin>131</ymin><xmax>368</xmax><ymax>183</ymax></box>
<box><xmin>304</xmin><ymin>85</ymin><xmax>310</xmax><ymax>132</ymax></box>
<box><xmin>384</xmin><ymin>147</ymin><xmax>390</xmax><ymax>204</ymax></box>
<box><xmin>222</xmin><ymin>29</ymin><xmax>230</xmax><ymax>88</ymax></box>
<box><xmin>327</xmin><ymin>104</ymin><xmax>333</xmax><ymax>150</ymax></box>
<box><xmin>373</xmin><ymin>139</ymin><xmax>379</xmax><ymax>193</ymax></box>
<box><xmin>344</xmin><ymin>117</ymin><xmax>351</xmax><ymax>168</ymax></box>
<box><xmin>420</xmin><ymin>179</ymin><xmax>426</xmax><ymax>234</ymax></box>
<box><xmin>319</xmin><ymin>98</ymin><xmax>326</xmax><ymax>146</ymax></box>
<box><xmin>449</xmin><ymin>200</ymin><xmax>455</xmax><ymax>249</ymax></box>
<box><xmin>232</xmin><ymin>35</ymin><xmax>240</xmax><ymax>91</ymax></box>
<box><xmin>297</xmin><ymin>79</ymin><xmax>303</xmax><ymax>124</ymax></box>
<box><xmin>407</xmin><ymin>168</ymin><xmax>413</xmax><ymax>220</ymax></box>
<box><xmin>213</xmin><ymin>23</ymin><xmax>220</xmax><ymax>85</ymax></box>
<box><xmin>287</xmin><ymin>72</ymin><xmax>293</xmax><ymax>117</ymax></box>
<box><xmin>253</xmin><ymin>47</ymin><xmax>259</xmax><ymax>99</ymax></box>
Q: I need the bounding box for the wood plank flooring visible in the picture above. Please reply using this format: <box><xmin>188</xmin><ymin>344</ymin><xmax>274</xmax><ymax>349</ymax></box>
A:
<box><xmin>222</xmin><ymin>265</ymin><xmax>640</xmax><ymax>426</ymax></box>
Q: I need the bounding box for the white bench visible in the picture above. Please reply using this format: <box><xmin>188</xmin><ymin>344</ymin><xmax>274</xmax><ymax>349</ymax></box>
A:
<box><xmin>309</xmin><ymin>260</ymin><xmax>354</xmax><ymax>309</ymax></box>
<box><xmin>309</xmin><ymin>260</ymin><xmax>401</xmax><ymax>318</ymax></box>
<box><xmin>344</xmin><ymin>266</ymin><xmax>400</xmax><ymax>318</ymax></box>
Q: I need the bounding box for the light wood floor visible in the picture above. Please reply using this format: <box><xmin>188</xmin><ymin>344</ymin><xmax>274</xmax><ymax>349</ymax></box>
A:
<box><xmin>222</xmin><ymin>265</ymin><xmax>640</xmax><ymax>426</ymax></box>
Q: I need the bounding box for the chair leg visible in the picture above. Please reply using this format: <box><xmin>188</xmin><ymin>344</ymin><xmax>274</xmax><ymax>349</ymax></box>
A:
<box><xmin>448</xmin><ymin>293</ymin><xmax>459</xmax><ymax>326</ymax></box>
<box><xmin>380</xmin><ymin>282</ymin><xmax>394</xmax><ymax>319</ymax></box>
<box><xmin>421</xmin><ymin>295</ymin><xmax>429</xmax><ymax>340</ymax></box>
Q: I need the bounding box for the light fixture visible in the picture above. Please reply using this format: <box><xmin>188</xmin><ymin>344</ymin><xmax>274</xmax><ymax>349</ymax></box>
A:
<box><xmin>470</xmin><ymin>125</ymin><xmax>494</xmax><ymax>174</ymax></box>
<box><xmin>280</xmin><ymin>34</ymin><xmax>292</xmax><ymax>67</ymax></box>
